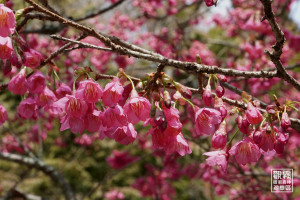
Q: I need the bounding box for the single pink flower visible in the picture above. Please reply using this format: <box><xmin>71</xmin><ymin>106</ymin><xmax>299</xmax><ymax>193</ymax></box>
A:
<box><xmin>123</xmin><ymin>89</ymin><xmax>151</xmax><ymax>124</ymax></box>
<box><xmin>257</xmin><ymin>124</ymin><xmax>276</xmax><ymax>152</ymax></box>
<box><xmin>106</xmin><ymin>150</ymin><xmax>138</xmax><ymax>169</ymax></box>
<box><xmin>102</xmin><ymin>105</ymin><xmax>128</xmax><ymax>128</ymax></box>
<box><xmin>194</xmin><ymin>107</ymin><xmax>222</xmax><ymax>136</ymax></box>
<box><xmin>74</xmin><ymin>134</ymin><xmax>93</xmax><ymax>146</ymax></box>
<box><xmin>229</xmin><ymin>137</ymin><xmax>261</xmax><ymax>165</ymax></box>
<box><xmin>237</xmin><ymin>115</ymin><xmax>250</xmax><ymax>135</ymax></box>
<box><xmin>202</xmin><ymin>84</ymin><xmax>213</xmax><ymax>106</ymax></box>
<box><xmin>102</xmin><ymin>78</ymin><xmax>124</xmax><ymax>107</ymax></box>
<box><xmin>203</xmin><ymin>150</ymin><xmax>228</xmax><ymax>172</ymax></box>
<box><xmin>27</xmin><ymin>70</ymin><xmax>46</xmax><ymax>94</ymax></box>
<box><xmin>60</xmin><ymin>115</ymin><xmax>85</xmax><ymax>134</ymax></box>
<box><xmin>35</xmin><ymin>87</ymin><xmax>57</xmax><ymax>107</ymax></box>
<box><xmin>246</xmin><ymin>102</ymin><xmax>263</xmax><ymax>125</ymax></box>
<box><xmin>214</xmin><ymin>98</ymin><xmax>227</xmax><ymax>121</ymax></box>
<box><xmin>17</xmin><ymin>97</ymin><xmax>38</xmax><ymax>119</ymax></box>
<box><xmin>212</xmin><ymin>121</ymin><xmax>227</xmax><ymax>149</ymax></box>
<box><xmin>24</xmin><ymin>49</ymin><xmax>42</xmax><ymax>68</ymax></box>
<box><xmin>0</xmin><ymin>104</ymin><xmax>8</xmax><ymax>125</ymax></box>
<box><xmin>274</xmin><ymin>131</ymin><xmax>289</xmax><ymax>154</ymax></box>
<box><xmin>56</xmin><ymin>83</ymin><xmax>72</xmax><ymax>98</ymax></box>
<box><xmin>0</xmin><ymin>4</ymin><xmax>16</xmax><ymax>37</ymax></box>
<box><xmin>53</xmin><ymin>95</ymin><xmax>88</xmax><ymax>118</ymax></box>
<box><xmin>112</xmin><ymin>123</ymin><xmax>137</xmax><ymax>145</ymax></box>
<box><xmin>8</xmin><ymin>68</ymin><xmax>28</xmax><ymax>95</ymax></box>
<box><xmin>0</xmin><ymin>36</ymin><xmax>13</xmax><ymax>59</ymax></box>
<box><xmin>75</xmin><ymin>79</ymin><xmax>103</xmax><ymax>103</ymax></box>
<box><xmin>84</xmin><ymin>109</ymin><xmax>101</xmax><ymax>132</ymax></box>
<box><xmin>161</xmin><ymin>102</ymin><xmax>182</xmax><ymax>137</ymax></box>
<box><xmin>165</xmin><ymin>133</ymin><xmax>192</xmax><ymax>156</ymax></box>
<box><xmin>281</xmin><ymin>111</ymin><xmax>291</xmax><ymax>130</ymax></box>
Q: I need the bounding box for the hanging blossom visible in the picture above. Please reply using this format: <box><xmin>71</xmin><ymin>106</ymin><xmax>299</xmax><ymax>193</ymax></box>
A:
<box><xmin>203</xmin><ymin>150</ymin><xmax>228</xmax><ymax>172</ymax></box>
<box><xmin>0</xmin><ymin>4</ymin><xmax>15</xmax><ymax>37</ymax></box>
<box><xmin>8</xmin><ymin>68</ymin><xmax>28</xmax><ymax>95</ymax></box>
<box><xmin>0</xmin><ymin>36</ymin><xmax>13</xmax><ymax>59</ymax></box>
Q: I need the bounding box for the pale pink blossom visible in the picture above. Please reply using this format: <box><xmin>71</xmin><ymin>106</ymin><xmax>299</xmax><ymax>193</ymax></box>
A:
<box><xmin>75</xmin><ymin>79</ymin><xmax>103</xmax><ymax>103</ymax></box>
<box><xmin>123</xmin><ymin>89</ymin><xmax>151</xmax><ymax>124</ymax></box>
<box><xmin>203</xmin><ymin>150</ymin><xmax>228</xmax><ymax>172</ymax></box>
<box><xmin>105</xmin><ymin>190</ymin><xmax>125</xmax><ymax>200</ymax></box>
<box><xmin>102</xmin><ymin>78</ymin><xmax>124</xmax><ymax>107</ymax></box>
<box><xmin>0</xmin><ymin>36</ymin><xmax>13</xmax><ymax>59</ymax></box>
<box><xmin>229</xmin><ymin>137</ymin><xmax>261</xmax><ymax>165</ymax></box>
<box><xmin>194</xmin><ymin>107</ymin><xmax>222</xmax><ymax>136</ymax></box>
<box><xmin>0</xmin><ymin>4</ymin><xmax>16</xmax><ymax>37</ymax></box>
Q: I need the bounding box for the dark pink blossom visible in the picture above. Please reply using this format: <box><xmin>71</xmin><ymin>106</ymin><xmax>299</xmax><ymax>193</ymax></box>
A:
<box><xmin>203</xmin><ymin>150</ymin><xmax>228</xmax><ymax>172</ymax></box>
<box><xmin>27</xmin><ymin>125</ymin><xmax>47</xmax><ymax>143</ymax></box>
<box><xmin>281</xmin><ymin>111</ymin><xmax>291</xmax><ymax>130</ymax></box>
<box><xmin>8</xmin><ymin>68</ymin><xmax>28</xmax><ymax>95</ymax></box>
<box><xmin>164</xmin><ymin>133</ymin><xmax>192</xmax><ymax>156</ymax></box>
<box><xmin>112</xmin><ymin>123</ymin><xmax>137</xmax><ymax>145</ymax></box>
<box><xmin>246</xmin><ymin>102</ymin><xmax>263</xmax><ymax>125</ymax></box>
<box><xmin>124</xmin><ymin>89</ymin><xmax>151</xmax><ymax>124</ymax></box>
<box><xmin>60</xmin><ymin>115</ymin><xmax>85</xmax><ymax>134</ymax></box>
<box><xmin>27</xmin><ymin>71</ymin><xmax>46</xmax><ymax>94</ymax></box>
<box><xmin>0</xmin><ymin>36</ymin><xmax>13</xmax><ymax>59</ymax></box>
<box><xmin>194</xmin><ymin>107</ymin><xmax>222</xmax><ymax>136</ymax></box>
<box><xmin>216</xmin><ymin>85</ymin><xmax>225</xmax><ymax>98</ymax></box>
<box><xmin>229</xmin><ymin>137</ymin><xmax>261</xmax><ymax>165</ymax></box>
<box><xmin>212</xmin><ymin>121</ymin><xmax>227</xmax><ymax>149</ymax></box>
<box><xmin>17</xmin><ymin>97</ymin><xmax>38</xmax><ymax>119</ymax></box>
<box><xmin>106</xmin><ymin>150</ymin><xmax>138</xmax><ymax>169</ymax></box>
<box><xmin>161</xmin><ymin>102</ymin><xmax>182</xmax><ymax>137</ymax></box>
<box><xmin>84</xmin><ymin>110</ymin><xmax>101</xmax><ymax>132</ymax></box>
<box><xmin>0</xmin><ymin>104</ymin><xmax>8</xmax><ymax>125</ymax></box>
<box><xmin>24</xmin><ymin>49</ymin><xmax>42</xmax><ymax>68</ymax></box>
<box><xmin>204</xmin><ymin>0</ymin><xmax>217</xmax><ymax>7</ymax></box>
<box><xmin>237</xmin><ymin>115</ymin><xmax>250</xmax><ymax>135</ymax></box>
<box><xmin>75</xmin><ymin>79</ymin><xmax>103</xmax><ymax>103</ymax></box>
<box><xmin>257</xmin><ymin>125</ymin><xmax>277</xmax><ymax>152</ymax></box>
<box><xmin>56</xmin><ymin>83</ymin><xmax>72</xmax><ymax>99</ymax></box>
<box><xmin>0</xmin><ymin>4</ymin><xmax>16</xmax><ymax>37</ymax></box>
<box><xmin>102</xmin><ymin>78</ymin><xmax>124</xmax><ymax>107</ymax></box>
<box><xmin>274</xmin><ymin>131</ymin><xmax>289</xmax><ymax>154</ymax></box>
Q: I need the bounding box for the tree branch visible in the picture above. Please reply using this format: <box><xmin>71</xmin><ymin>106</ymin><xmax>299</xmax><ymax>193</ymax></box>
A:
<box><xmin>0</xmin><ymin>152</ymin><xmax>76</xmax><ymax>200</ymax></box>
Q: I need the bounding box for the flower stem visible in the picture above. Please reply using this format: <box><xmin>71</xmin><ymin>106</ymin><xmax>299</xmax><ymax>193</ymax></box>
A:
<box><xmin>228</xmin><ymin>129</ymin><xmax>239</xmax><ymax>146</ymax></box>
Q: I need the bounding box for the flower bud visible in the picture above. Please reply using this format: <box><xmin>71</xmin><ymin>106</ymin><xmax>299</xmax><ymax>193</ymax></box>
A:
<box><xmin>253</xmin><ymin>130</ymin><xmax>262</xmax><ymax>144</ymax></box>
<box><xmin>202</xmin><ymin>84</ymin><xmax>213</xmax><ymax>106</ymax></box>
<box><xmin>246</xmin><ymin>102</ymin><xmax>263</xmax><ymax>125</ymax></box>
<box><xmin>216</xmin><ymin>85</ymin><xmax>225</xmax><ymax>98</ymax></box>
<box><xmin>163</xmin><ymin>90</ymin><xmax>171</xmax><ymax>109</ymax></box>
<box><xmin>281</xmin><ymin>111</ymin><xmax>291</xmax><ymax>130</ymax></box>
<box><xmin>217</xmin><ymin>75</ymin><xmax>227</xmax><ymax>82</ymax></box>
<box><xmin>237</xmin><ymin>115</ymin><xmax>250</xmax><ymax>135</ymax></box>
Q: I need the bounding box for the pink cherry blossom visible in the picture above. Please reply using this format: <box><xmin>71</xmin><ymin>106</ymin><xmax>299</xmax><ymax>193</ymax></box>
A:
<box><xmin>84</xmin><ymin>110</ymin><xmax>101</xmax><ymax>132</ymax></box>
<box><xmin>24</xmin><ymin>49</ymin><xmax>42</xmax><ymax>68</ymax></box>
<box><xmin>53</xmin><ymin>95</ymin><xmax>88</xmax><ymax>118</ymax></box>
<box><xmin>27</xmin><ymin>71</ymin><xmax>46</xmax><ymax>94</ymax></box>
<box><xmin>102</xmin><ymin>105</ymin><xmax>128</xmax><ymax>128</ymax></box>
<box><xmin>246</xmin><ymin>102</ymin><xmax>263</xmax><ymax>125</ymax></box>
<box><xmin>274</xmin><ymin>131</ymin><xmax>289</xmax><ymax>154</ymax></box>
<box><xmin>281</xmin><ymin>111</ymin><xmax>291</xmax><ymax>130</ymax></box>
<box><xmin>161</xmin><ymin>102</ymin><xmax>182</xmax><ymax>137</ymax></box>
<box><xmin>27</xmin><ymin>125</ymin><xmax>47</xmax><ymax>143</ymax></box>
<box><xmin>106</xmin><ymin>150</ymin><xmax>138</xmax><ymax>169</ymax></box>
<box><xmin>112</xmin><ymin>123</ymin><xmax>137</xmax><ymax>145</ymax></box>
<box><xmin>237</xmin><ymin>115</ymin><xmax>250</xmax><ymax>135</ymax></box>
<box><xmin>0</xmin><ymin>36</ymin><xmax>13</xmax><ymax>59</ymax></box>
<box><xmin>75</xmin><ymin>79</ymin><xmax>103</xmax><ymax>103</ymax></box>
<box><xmin>212</xmin><ymin>121</ymin><xmax>227</xmax><ymax>149</ymax></box>
<box><xmin>74</xmin><ymin>134</ymin><xmax>93</xmax><ymax>146</ymax></box>
<box><xmin>56</xmin><ymin>83</ymin><xmax>72</xmax><ymax>99</ymax></box>
<box><xmin>102</xmin><ymin>78</ymin><xmax>124</xmax><ymax>107</ymax></box>
<box><xmin>123</xmin><ymin>89</ymin><xmax>151</xmax><ymax>124</ymax></box>
<box><xmin>8</xmin><ymin>68</ymin><xmax>28</xmax><ymax>95</ymax></box>
<box><xmin>0</xmin><ymin>104</ymin><xmax>8</xmax><ymax>125</ymax></box>
<box><xmin>60</xmin><ymin>115</ymin><xmax>85</xmax><ymax>134</ymax></box>
<box><xmin>203</xmin><ymin>150</ymin><xmax>228</xmax><ymax>172</ymax></box>
<box><xmin>105</xmin><ymin>190</ymin><xmax>125</xmax><ymax>200</ymax></box>
<box><xmin>204</xmin><ymin>0</ymin><xmax>217</xmax><ymax>7</ymax></box>
<box><xmin>202</xmin><ymin>84</ymin><xmax>213</xmax><ymax>106</ymax></box>
<box><xmin>0</xmin><ymin>4</ymin><xmax>16</xmax><ymax>37</ymax></box>
<box><xmin>17</xmin><ymin>97</ymin><xmax>38</xmax><ymax>119</ymax></box>
<box><xmin>164</xmin><ymin>133</ymin><xmax>192</xmax><ymax>156</ymax></box>
<box><xmin>35</xmin><ymin>87</ymin><xmax>57</xmax><ymax>107</ymax></box>
<box><xmin>194</xmin><ymin>107</ymin><xmax>222</xmax><ymax>136</ymax></box>
<box><xmin>229</xmin><ymin>137</ymin><xmax>261</xmax><ymax>165</ymax></box>
<box><xmin>257</xmin><ymin>124</ymin><xmax>277</xmax><ymax>152</ymax></box>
